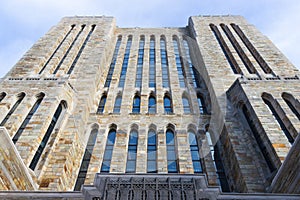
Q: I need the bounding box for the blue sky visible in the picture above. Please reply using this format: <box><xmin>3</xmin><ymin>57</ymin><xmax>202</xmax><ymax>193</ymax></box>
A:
<box><xmin>0</xmin><ymin>0</ymin><xmax>299</xmax><ymax>78</ymax></box>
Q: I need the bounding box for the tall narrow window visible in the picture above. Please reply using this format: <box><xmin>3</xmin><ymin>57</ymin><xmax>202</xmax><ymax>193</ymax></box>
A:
<box><xmin>188</xmin><ymin>131</ymin><xmax>202</xmax><ymax>173</ymax></box>
<box><xmin>148</xmin><ymin>95</ymin><xmax>156</xmax><ymax>114</ymax></box>
<box><xmin>197</xmin><ymin>94</ymin><xmax>206</xmax><ymax>114</ymax></box>
<box><xmin>262</xmin><ymin>96</ymin><xmax>294</xmax><ymax>144</ymax></box>
<box><xmin>126</xmin><ymin>130</ymin><xmax>138</xmax><ymax>173</ymax></box>
<box><xmin>149</xmin><ymin>36</ymin><xmax>156</xmax><ymax>88</ymax></box>
<box><xmin>242</xmin><ymin>104</ymin><xmax>276</xmax><ymax>172</ymax></box>
<box><xmin>97</xmin><ymin>94</ymin><xmax>107</xmax><ymax>114</ymax></box>
<box><xmin>173</xmin><ymin>38</ymin><xmax>186</xmax><ymax>88</ymax></box>
<box><xmin>0</xmin><ymin>92</ymin><xmax>25</xmax><ymax>126</ymax></box>
<box><xmin>101</xmin><ymin>128</ymin><xmax>117</xmax><ymax>172</ymax></box>
<box><xmin>132</xmin><ymin>95</ymin><xmax>141</xmax><ymax>113</ymax></box>
<box><xmin>13</xmin><ymin>93</ymin><xmax>45</xmax><ymax>144</ymax></box>
<box><xmin>105</xmin><ymin>36</ymin><xmax>122</xmax><ymax>87</ymax></box>
<box><xmin>118</xmin><ymin>36</ymin><xmax>132</xmax><ymax>88</ymax></box>
<box><xmin>67</xmin><ymin>24</ymin><xmax>96</xmax><ymax>74</ymax></box>
<box><xmin>182</xmin><ymin>96</ymin><xmax>191</xmax><ymax>114</ymax></box>
<box><xmin>29</xmin><ymin>101</ymin><xmax>67</xmax><ymax>170</ymax></box>
<box><xmin>0</xmin><ymin>92</ymin><xmax>6</xmax><ymax>102</ymax></box>
<box><xmin>53</xmin><ymin>25</ymin><xmax>86</xmax><ymax>74</ymax></box>
<box><xmin>282</xmin><ymin>93</ymin><xmax>300</xmax><ymax>120</ymax></box>
<box><xmin>113</xmin><ymin>95</ymin><xmax>122</xmax><ymax>113</ymax></box>
<box><xmin>147</xmin><ymin>129</ymin><xmax>157</xmax><ymax>173</ymax></box>
<box><xmin>160</xmin><ymin>37</ymin><xmax>170</xmax><ymax>88</ymax></box>
<box><xmin>166</xmin><ymin>129</ymin><xmax>178</xmax><ymax>173</ymax></box>
<box><xmin>183</xmin><ymin>39</ymin><xmax>200</xmax><ymax>88</ymax></box>
<box><xmin>164</xmin><ymin>94</ymin><xmax>173</xmax><ymax>114</ymax></box>
<box><xmin>74</xmin><ymin>128</ymin><xmax>98</xmax><ymax>191</ymax></box>
<box><xmin>135</xmin><ymin>36</ymin><xmax>145</xmax><ymax>88</ymax></box>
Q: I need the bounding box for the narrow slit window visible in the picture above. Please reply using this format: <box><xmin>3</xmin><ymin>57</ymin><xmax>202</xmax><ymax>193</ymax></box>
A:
<box><xmin>188</xmin><ymin>131</ymin><xmax>202</xmax><ymax>173</ymax></box>
<box><xmin>126</xmin><ymin>130</ymin><xmax>138</xmax><ymax>173</ymax></box>
<box><xmin>113</xmin><ymin>95</ymin><xmax>122</xmax><ymax>113</ymax></box>
<box><xmin>182</xmin><ymin>96</ymin><xmax>191</xmax><ymax>114</ymax></box>
<box><xmin>29</xmin><ymin>101</ymin><xmax>67</xmax><ymax>170</ymax></box>
<box><xmin>166</xmin><ymin>129</ymin><xmax>178</xmax><ymax>173</ymax></box>
<box><xmin>104</xmin><ymin>36</ymin><xmax>122</xmax><ymax>87</ymax></box>
<box><xmin>173</xmin><ymin>38</ymin><xmax>186</xmax><ymax>88</ymax></box>
<box><xmin>118</xmin><ymin>36</ymin><xmax>132</xmax><ymax>88</ymax></box>
<box><xmin>197</xmin><ymin>95</ymin><xmax>206</xmax><ymax>114</ymax></box>
<box><xmin>160</xmin><ymin>37</ymin><xmax>170</xmax><ymax>88</ymax></box>
<box><xmin>164</xmin><ymin>95</ymin><xmax>173</xmax><ymax>114</ymax></box>
<box><xmin>97</xmin><ymin>94</ymin><xmax>107</xmax><ymax>114</ymax></box>
<box><xmin>13</xmin><ymin>93</ymin><xmax>45</xmax><ymax>143</ymax></box>
<box><xmin>74</xmin><ymin>128</ymin><xmax>98</xmax><ymax>191</ymax></box>
<box><xmin>101</xmin><ymin>129</ymin><xmax>117</xmax><ymax>172</ymax></box>
<box><xmin>282</xmin><ymin>93</ymin><xmax>300</xmax><ymax>120</ymax></box>
<box><xmin>0</xmin><ymin>93</ymin><xmax>25</xmax><ymax>126</ymax></box>
<box><xmin>149</xmin><ymin>36</ymin><xmax>156</xmax><ymax>88</ymax></box>
<box><xmin>0</xmin><ymin>92</ymin><xmax>7</xmax><ymax>102</ymax></box>
<box><xmin>135</xmin><ymin>36</ymin><xmax>145</xmax><ymax>88</ymax></box>
<box><xmin>148</xmin><ymin>95</ymin><xmax>156</xmax><ymax>114</ymax></box>
<box><xmin>132</xmin><ymin>95</ymin><xmax>141</xmax><ymax>113</ymax></box>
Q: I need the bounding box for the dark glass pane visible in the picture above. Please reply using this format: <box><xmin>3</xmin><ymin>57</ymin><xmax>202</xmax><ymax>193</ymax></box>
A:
<box><xmin>107</xmin><ymin>130</ymin><xmax>116</xmax><ymax>144</ymax></box>
<box><xmin>193</xmin><ymin>161</ymin><xmax>202</xmax><ymax>173</ymax></box>
<box><xmin>166</xmin><ymin>131</ymin><xmax>174</xmax><ymax>144</ymax></box>
<box><xmin>101</xmin><ymin>161</ymin><xmax>110</xmax><ymax>172</ymax></box>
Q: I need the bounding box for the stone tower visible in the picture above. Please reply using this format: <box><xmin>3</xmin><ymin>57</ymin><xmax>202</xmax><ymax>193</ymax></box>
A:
<box><xmin>0</xmin><ymin>15</ymin><xmax>299</xmax><ymax>199</ymax></box>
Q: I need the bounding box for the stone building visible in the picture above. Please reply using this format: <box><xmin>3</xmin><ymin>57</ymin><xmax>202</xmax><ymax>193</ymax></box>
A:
<box><xmin>0</xmin><ymin>15</ymin><xmax>299</xmax><ymax>199</ymax></box>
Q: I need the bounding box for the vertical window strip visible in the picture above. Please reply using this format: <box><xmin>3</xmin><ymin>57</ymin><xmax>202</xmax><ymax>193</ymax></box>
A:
<box><xmin>173</xmin><ymin>39</ymin><xmax>186</xmax><ymax>88</ymax></box>
<box><xmin>74</xmin><ymin>128</ymin><xmax>98</xmax><ymax>191</ymax></box>
<box><xmin>53</xmin><ymin>25</ymin><xmax>86</xmax><ymax>74</ymax></box>
<box><xmin>166</xmin><ymin>130</ymin><xmax>178</xmax><ymax>173</ymax></box>
<box><xmin>132</xmin><ymin>95</ymin><xmax>141</xmax><ymax>113</ymax></box>
<box><xmin>126</xmin><ymin>130</ymin><xmax>138</xmax><ymax>173</ymax></box>
<box><xmin>39</xmin><ymin>25</ymin><xmax>75</xmax><ymax>74</ymax></box>
<box><xmin>0</xmin><ymin>93</ymin><xmax>25</xmax><ymax>126</ymax></box>
<box><xmin>104</xmin><ymin>37</ymin><xmax>122</xmax><ymax>87</ymax></box>
<box><xmin>113</xmin><ymin>95</ymin><xmax>122</xmax><ymax>113</ymax></box>
<box><xmin>242</xmin><ymin>105</ymin><xmax>276</xmax><ymax>172</ymax></box>
<box><xmin>209</xmin><ymin>24</ymin><xmax>242</xmax><ymax>74</ymax></box>
<box><xmin>282</xmin><ymin>94</ymin><xmax>300</xmax><ymax>120</ymax></box>
<box><xmin>220</xmin><ymin>24</ymin><xmax>257</xmax><ymax>74</ymax></box>
<box><xmin>29</xmin><ymin>102</ymin><xmax>65</xmax><ymax>170</ymax></box>
<box><xmin>101</xmin><ymin>129</ymin><xmax>117</xmax><ymax>172</ymax></box>
<box><xmin>67</xmin><ymin>25</ymin><xmax>96</xmax><ymax>74</ymax></box>
<box><xmin>188</xmin><ymin>132</ymin><xmax>202</xmax><ymax>173</ymax></box>
<box><xmin>0</xmin><ymin>92</ymin><xmax>6</xmax><ymax>102</ymax></box>
<box><xmin>231</xmin><ymin>24</ymin><xmax>273</xmax><ymax>74</ymax></box>
<box><xmin>97</xmin><ymin>95</ymin><xmax>107</xmax><ymax>114</ymax></box>
<box><xmin>135</xmin><ymin>37</ymin><xmax>145</xmax><ymax>88</ymax></box>
<box><xmin>149</xmin><ymin>37</ymin><xmax>156</xmax><ymax>88</ymax></box>
<box><xmin>160</xmin><ymin>38</ymin><xmax>170</xmax><ymax>88</ymax></box>
<box><xmin>197</xmin><ymin>95</ymin><xmax>206</xmax><ymax>114</ymax></box>
<box><xmin>147</xmin><ymin>130</ymin><xmax>157</xmax><ymax>173</ymax></box>
<box><xmin>148</xmin><ymin>96</ymin><xmax>156</xmax><ymax>114</ymax></box>
<box><xmin>118</xmin><ymin>37</ymin><xmax>132</xmax><ymax>88</ymax></box>
<box><xmin>183</xmin><ymin>40</ymin><xmax>200</xmax><ymax>88</ymax></box>
<box><xmin>262</xmin><ymin>97</ymin><xmax>294</xmax><ymax>144</ymax></box>
<box><xmin>13</xmin><ymin>94</ymin><xmax>45</xmax><ymax>144</ymax></box>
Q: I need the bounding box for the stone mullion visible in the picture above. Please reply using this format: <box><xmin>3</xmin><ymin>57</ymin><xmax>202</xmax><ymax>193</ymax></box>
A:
<box><xmin>176</xmin><ymin>129</ymin><xmax>193</xmax><ymax>174</ymax></box>
<box><xmin>157</xmin><ymin>127</ymin><xmax>167</xmax><ymax>173</ymax></box>
<box><xmin>110</xmin><ymin>127</ymin><xmax>128</xmax><ymax>173</ymax></box>
<box><xmin>141</xmin><ymin>35</ymin><xmax>150</xmax><ymax>114</ymax></box>
<box><xmin>136</xmin><ymin>127</ymin><xmax>147</xmax><ymax>173</ymax></box>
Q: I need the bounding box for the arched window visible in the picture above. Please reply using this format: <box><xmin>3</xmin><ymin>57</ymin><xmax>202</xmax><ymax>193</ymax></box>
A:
<box><xmin>164</xmin><ymin>94</ymin><xmax>173</xmax><ymax>114</ymax></box>
<box><xmin>262</xmin><ymin>95</ymin><xmax>294</xmax><ymax>144</ymax></box>
<box><xmin>188</xmin><ymin>131</ymin><xmax>202</xmax><ymax>173</ymax></box>
<box><xmin>97</xmin><ymin>94</ymin><xmax>107</xmax><ymax>114</ymax></box>
<box><xmin>113</xmin><ymin>95</ymin><xmax>122</xmax><ymax>113</ymax></box>
<box><xmin>183</xmin><ymin>39</ymin><xmax>201</xmax><ymax>88</ymax></box>
<box><xmin>29</xmin><ymin>101</ymin><xmax>67</xmax><ymax>170</ymax></box>
<box><xmin>0</xmin><ymin>92</ymin><xmax>25</xmax><ymax>126</ymax></box>
<box><xmin>173</xmin><ymin>37</ymin><xmax>186</xmax><ymax>88</ymax></box>
<box><xmin>74</xmin><ymin>128</ymin><xmax>98</xmax><ymax>191</ymax></box>
<box><xmin>135</xmin><ymin>36</ymin><xmax>145</xmax><ymax>88</ymax></box>
<box><xmin>149</xmin><ymin>36</ymin><xmax>156</xmax><ymax>88</ymax></box>
<box><xmin>101</xmin><ymin>128</ymin><xmax>117</xmax><ymax>172</ymax></box>
<box><xmin>197</xmin><ymin>94</ymin><xmax>206</xmax><ymax>114</ymax></box>
<box><xmin>282</xmin><ymin>93</ymin><xmax>300</xmax><ymax>120</ymax></box>
<box><xmin>126</xmin><ymin>130</ymin><xmax>138</xmax><ymax>173</ymax></box>
<box><xmin>0</xmin><ymin>92</ymin><xmax>6</xmax><ymax>102</ymax></box>
<box><xmin>148</xmin><ymin>95</ymin><xmax>156</xmax><ymax>114</ymax></box>
<box><xmin>118</xmin><ymin>36</ymin><xmax>132</xmax><ymax>88</ymax></box>
<box><xmin>242</xmin><ymin>104</ymin><xmax>276</xmax><ymax>172</ymax></box>
<box><xmin>13</xmin><ymin>93</ymin><xmax>45</xmax><ymax>144</ymax></box>
<box><xmin>132</xmin><ymin>95</ymin><xmax>141</xmax><ymax>113</ymax></box>
<box><xmin>182</xmin><ymin>96</ymin><xmax>191</xmax><ymax>114</ymax></box>
<box><xmin>166</xmin><ymin>129</ymin><xmax>178</xmax><ymax>173</ymax></box>
<box><xmin>147</xmin><ymin>129</ymin><xmax>157</xmax><ymax>173</ymax></box>
<box><xmin>160</xmin><ymin>36</ymin><xmax>170</xmax><ymax>88</ymax></box>
<box><xmin>105</xmin><ymin>36</ymin><xmax>122</xmax><ymax>87</ymax></box>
